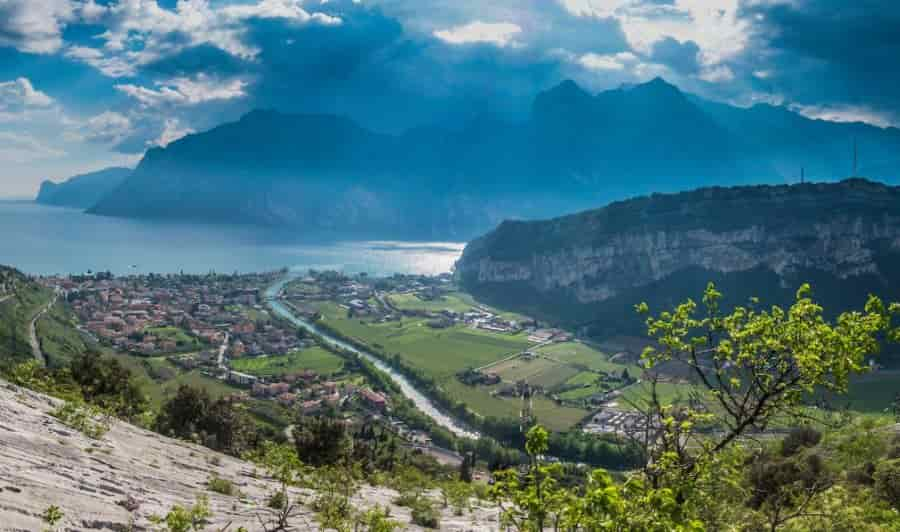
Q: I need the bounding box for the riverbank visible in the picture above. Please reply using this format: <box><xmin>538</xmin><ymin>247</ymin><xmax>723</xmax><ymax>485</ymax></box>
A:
<box><xmin>264</xmin><ymin>275</ymin><xmax>480</xmax><ymax>439</ymax></box>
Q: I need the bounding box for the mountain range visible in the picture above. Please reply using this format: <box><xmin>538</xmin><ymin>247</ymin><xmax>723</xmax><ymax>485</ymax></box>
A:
<box><xmin>67</xmin><ymin>77</ymin><xmax>900</xmax><ymax>239</ymax></box>
<box><xmin>36</xmin><ymin>167</ymin><xmax>131</xmax><ymax>209</ymax></box>
<box><xmin>455</xmin><ymin>178</ymin><xmax>900</xmax><ymax>347</ymax></box>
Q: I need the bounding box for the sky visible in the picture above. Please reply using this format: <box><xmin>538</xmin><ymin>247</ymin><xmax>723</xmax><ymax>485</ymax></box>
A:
<box><xmin>1</xmin><ymin>0</ymin><xmax>898</xmax><ymax>197</ymax></box>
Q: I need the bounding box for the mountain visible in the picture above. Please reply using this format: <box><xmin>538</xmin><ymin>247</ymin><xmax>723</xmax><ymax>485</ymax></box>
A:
<box><xmin>36</xmin><ymin>167</ymin><xmax>131</xmax><ymax>209</ymax></box>
<box><xmin>456</xmin><ymin>179</ymin><xmax>900</xmax><ymax>342</ymax></box>
<box><xmin>89</xmin><ymin>78</ymin><xmax>900</xmax><ymax>239</ymax></box>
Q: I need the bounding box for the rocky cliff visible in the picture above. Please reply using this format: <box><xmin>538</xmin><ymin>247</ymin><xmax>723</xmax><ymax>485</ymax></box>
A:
<box><xmin>457</xmin><ymin>179</ymin><xmax>900</xmax><ymax>337</ymax></box>
<box><xmin>0</xmin><ymin>379</ymin><xmax>498</xmax><ymax>531</ymax></box>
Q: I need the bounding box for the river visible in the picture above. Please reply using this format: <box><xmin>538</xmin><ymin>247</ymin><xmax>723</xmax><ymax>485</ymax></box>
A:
<box><xmin>265</xmin><ymin>275</ymin><xmax>480</xmax><ymax>439</ymax></box>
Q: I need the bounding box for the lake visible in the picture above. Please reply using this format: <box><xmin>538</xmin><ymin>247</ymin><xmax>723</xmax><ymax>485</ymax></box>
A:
<box><xmin>0</xmin><ymin>201</ymin><xmax>464</xmax><ymax>276</ymax></box>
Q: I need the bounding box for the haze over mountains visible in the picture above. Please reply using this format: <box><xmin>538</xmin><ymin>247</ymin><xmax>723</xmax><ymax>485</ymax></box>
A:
<box><xmin>47</xmin><ymin>77</ymin><xmax>900</xmax><ymax>239</ymax></box>
<box><xmin>36</xmin><ymin>167</ymin><xmax>131</xmax><ymax>210</ymax></box>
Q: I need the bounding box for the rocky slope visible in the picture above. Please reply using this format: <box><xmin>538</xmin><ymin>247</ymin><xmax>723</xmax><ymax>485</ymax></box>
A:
<box><xmin>37</xmin><ymin>167</ymin><xmax>131</xmax><ymax>209</ymax></box>
<box><xmin>0</xmin><ymin>379</ymin><xmax>499</xmax><ymax>531</ymax></box>
<box><xmin>457</xmin><ymin>179</ymin><xmax>900</xmax><ymax>337</ymax></box>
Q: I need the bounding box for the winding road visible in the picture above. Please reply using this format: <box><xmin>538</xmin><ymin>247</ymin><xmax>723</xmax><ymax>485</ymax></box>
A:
<box><xmin>29</xmin><ymin>293</ymin><xmax>58</xmax><ymax>367</ymax></box>
<box><xmin>265</xmin><ymin>275</ymin><xmax>480</xmax><ymax>439</ymax></box>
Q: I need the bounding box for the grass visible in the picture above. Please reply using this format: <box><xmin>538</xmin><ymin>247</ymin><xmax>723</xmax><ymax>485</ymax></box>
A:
<box><xmin>388</xmin><ymin>292</ymin><xmax>479</xmax><ymax>314</ymax></box>
<box><xmin>230</xmin><ymin>347</ymin><xmax>344</xmax><ymax>377</ymax></box>
<box><xmin>439</xmin><ymin>378</ymin><xmax>588</xmax><ymax>432</ymax></box>
<box><xmin>35</xmin><ymin>301</ymin><xmax>90</xmax><ymax>368</ymax></box>
<box><xmin>616</xmin><ymin>381</ymin><xmax>700</xmax><ymax>411</ymax></box>
<box><xmin>144</xmin><ymin>326</ymin><xmax>203</xmax><ymax>352</ymax></box>
<box><xmin>822</xmin><ymin>371</ymin><xmax>900</xmax><ymax>413</ymax></box>
<box><xmin>0</xmin><ymin>281</ymin><xmax>53</xmax><ymax>368</ymax></box>
<box><xmin>535</xmin><ymin>341</ymin><xmax>641</xmax><ymax>375</ymax></box>
<box><xmin>315</xmin><ymin>301</ymin><xmax>531</xmax><ymax>379</ymax></box>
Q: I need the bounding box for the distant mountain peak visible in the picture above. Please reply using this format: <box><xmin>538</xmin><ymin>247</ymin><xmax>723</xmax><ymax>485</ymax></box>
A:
<box><xmin>628</xmin><ymin>76</ymin><xmax>683</xmax><ymax>99</ymax></box>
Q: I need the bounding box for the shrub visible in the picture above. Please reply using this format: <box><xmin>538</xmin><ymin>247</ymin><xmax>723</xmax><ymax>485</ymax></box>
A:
<box><xmin>52</xmin><ymin>400</ymin><xmax>110</xmax><ymax>439</ymax></box>
<box><xmin>410</xmin><ymin>499</ymin><xmax>440</xmax><ymax>529</ymax></box>
<box><xmin>206</xmin><ymin>475</ymin><xmax>238</xmax><ymax>497</ymax></box>
<box><xmin>874</xmin><ymin>458</ymin><xmax>900</xmax><ymax>509</ymax></box>
<box><xmin>781</xmin><ymin>426</ymin><xmax>822</xmax><ymax>456</ymax></box>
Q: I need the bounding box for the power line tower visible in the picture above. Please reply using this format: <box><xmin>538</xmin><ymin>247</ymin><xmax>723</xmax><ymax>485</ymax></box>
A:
<box><xmin>519</xmin><ymin>381</ymin><xmax>536</xmax><ymax>433</ymax></box>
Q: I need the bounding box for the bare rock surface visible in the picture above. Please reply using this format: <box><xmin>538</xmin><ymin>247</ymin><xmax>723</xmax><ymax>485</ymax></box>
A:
<box><xmin>0</xmin><ymin>380</ymin><xmax>499</xmax><ymax>531</ymax></box>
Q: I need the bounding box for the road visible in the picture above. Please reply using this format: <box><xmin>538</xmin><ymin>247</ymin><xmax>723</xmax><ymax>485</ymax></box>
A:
<box><xmin>216</xmin><ymin>332</ymin><xmax>230</xmax><ymax>369</ymax></box>
<box><xmin>29</xmin><ymin>293</ymin><xmax>58</xmax><ymax>367</ymax></box>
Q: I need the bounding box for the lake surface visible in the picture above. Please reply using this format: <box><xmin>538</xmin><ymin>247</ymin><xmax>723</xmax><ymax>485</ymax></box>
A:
<box><xmin>0</xmin><ymin>201</ymin><xmax>464</xmax><ymax>276</ymax></box>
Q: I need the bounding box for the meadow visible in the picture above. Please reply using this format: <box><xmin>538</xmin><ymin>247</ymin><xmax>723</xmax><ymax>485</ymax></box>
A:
<box><xmin>230</xmin><ymin>347</ymin><xmax>344</xmax><ymax>377</ymax></box>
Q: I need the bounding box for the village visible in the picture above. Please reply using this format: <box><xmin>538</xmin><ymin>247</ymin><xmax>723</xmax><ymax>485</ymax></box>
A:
<box><xmin>39</xmin><ymin>271</ymin><xmax>436</xmax><ymax>449</ymax></box>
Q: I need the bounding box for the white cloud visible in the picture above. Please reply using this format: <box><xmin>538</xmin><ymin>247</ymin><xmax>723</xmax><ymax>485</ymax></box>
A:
<box><xmin>559</xmin><ymin>0</ymin><xmax>750</xmax><ymax>66</ymax></box>
<box><xmin>578</xmin><ymin>51</ymin><xmax>638</xmax><ymax>71</ymax></box>
<box><xmin>77</xmin><ymin>111</ymin><xmax>134</xmax><ymax>145</ymax></box>
<box><xmin>65</xmin><ymin>0</ymin><xmax>342</xmax><ymax>78</ymax></box>
<box><xmin>699</xmin><ymin>64</ymin><xmax>735</xmax><ymax>83</ymax></box>
<box><xmin>151</xmin><ymin>118</ymin><xmax>194</xmax><ymax>148</ymax></box>
<box><xmin>116</xmin><ymin>75</ymin><xmax>249</xmax><ymax>107</ymax></box>
<box><xmin>0</xmin><ymin>132</ymin><xmax>66</xmax><ymax>163</ymax></box>
<box><xmin>0</xmin><ymin>78</ymin><xmax>54</xmax><ymax>109</ymax></box>
<box><xmin>433</xmin><ymin>21</ymin><xmax>522</xmax><ymax>48</ymax></box>
<box><xmin>791</xmin><ymin>104</ymin><xmax>895</xmax><ymax>129</ymax></box>
<box><xmin>0</xmin><ymin>0</ymin><xmax>76</xmax><ymax>54</ymax></box>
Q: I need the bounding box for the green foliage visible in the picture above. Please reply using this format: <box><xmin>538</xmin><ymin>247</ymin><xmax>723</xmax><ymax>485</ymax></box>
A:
<box><xmin>51</xmin><ymin>399</ymin><xmax>111</xmax><ymax>439</ymax></box>
<box><xmin>244</xmin><ymin>441</ymin><xmax>308</xmax><ymax>531</ymax></box>
<box><xmin>874</xmin><ymin>458</ymin><xmax>900</xmax><ymax>509</ymax></box>
<box><xmin>206</xmin><ymin>475</ymin><xmax>239</xmax><ymax>497</ymax></box>
<box><xmin>410</xmin><ymin>498</ymin><xmax>440</xmax><ymax>529</ymax></box>
<box><xmin>69</xmin><ymin>350</ymin><xmax>148</xmax><ymax>419</ymax></box>
<box><xmin>149</xmin><ymin>495</ymin><xmax>212</xmax><ymax>532</ymax></box>
<box><xmin>441</xmin><ymin>481</ymin><xmax>473</xmax><ymax>516</ymax></box>
<box><xmin>41</xmin><ymin>505</ymin><xmax>64</xmax><ymax>531</ymax></box>
<box><xmin>355</xmin><ymin>505</ymin><xmax>401</xmax><ymax>532</ymax></box>
<box><xmin>293</xmin><ymin>415</ymin><xmax>350</xmax><ymax>467</ymax></box>
<box><xmin>156</xmin><ymin>385</ymin><xmax>257</xmax><ymax>455</ymax></box>
<box><xmin>311</xmin><ymin>465</ymin><xmax>361</xmax><ymax>531</ymax></box>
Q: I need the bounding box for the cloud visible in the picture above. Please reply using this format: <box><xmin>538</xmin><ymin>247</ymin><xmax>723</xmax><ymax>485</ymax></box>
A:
<box><xmin>791</xmin><ymin>103</ymin><xmax>895</xmax><ymax>129</ymax></box>
<box><xmin>0</xmin><ymin>77</ymin><xmax>54</xmax><ymax>109</ymax></box>
<box><xmin>62</xmin><ymin>0</ymin><xmax>343</xmax><ymax>78</ymax></box>
<box><xmin>79</xmin><ymin>111</ymin><xmax>133</xmax><ymax>145</ymax></box>
<box><xmin>0</xmin><ymin>131</ymin><xmax>65</xmax><ymax>162</ymax></box>
<box><xmin>649</xmin><ymin>36</ymin><xmax>699</xmax><ymax>74</ymax></box>
<box><xmin>578</xmin><ymin>51</ymin><xmax>638</xmax><ymax>71</ymax></box>
<box><xmin>558</xmin><ymin>0</ymin><xmax>750</xmax><ymax>66</ymax></box>
<box><xmin>0</xmin><ymin>0</ymin><xmax>76</xmax><ymax>54</ymax></box>
<box><xmin>433</xmin><ymin>21</ymin><xmax>522</xmax><ymax>48</ymax></box>
<box><xmin>116</xmin><ymin>75</ymin><xmax>249</xmax><ymax>107</ymax></box>
<box><xmin>151</xmin><ymin>117</ymin><xmax>193</xmax><ymax>147</ymax></box>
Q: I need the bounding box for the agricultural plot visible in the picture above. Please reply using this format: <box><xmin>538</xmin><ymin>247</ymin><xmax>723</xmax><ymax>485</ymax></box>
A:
<box><xmin>388</xmin><ymin>292</ymin><xmax>477</xmax><ymax>313</ymax></box>
<box><xmin>230</xmin><ymin>347</ymin><xmax>344</xmax><ymax>377</ymax></box>
<box><xmin>440</xmin><ymin>378</ymin><xmax>588</xmax><ymax>432</ymax></box>
<box><xmin>314</xmin><ymin>301</ymin><xmax>531</xmax><ymax>378</ymax></box>
<box><xmin>536</xmin><ymin>341</ymin><xmax>641</xmax><ymax>375</ymax></box>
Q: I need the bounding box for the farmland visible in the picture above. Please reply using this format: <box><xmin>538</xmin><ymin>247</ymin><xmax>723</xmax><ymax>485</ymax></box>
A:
<box><xmin>230</xmin><ymin>346</ymin><xmax>344</xmax><ymax>377</ymax></box>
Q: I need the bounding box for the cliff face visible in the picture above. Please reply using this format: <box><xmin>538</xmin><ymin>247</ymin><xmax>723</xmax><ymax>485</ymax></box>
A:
<box><xmin>457</xmin><ymin>179</ymin><xmax>900</xmax><ymax>335</ymax></box>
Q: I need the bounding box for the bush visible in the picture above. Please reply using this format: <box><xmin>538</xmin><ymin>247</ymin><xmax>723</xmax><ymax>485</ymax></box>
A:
<box><xmin>781</xmin><ymin>426</ymin><xmax>822</xmax><ymax>457</ymax></box>
<box><xmin>207</xmin><ymin>475</ymin><xmax>238</xmax><ymax>497</ymax></box>
<box><xmin>874</xmin><ymin>458</ymin><xmax>900</xmax><ymax>509</ymax></box>
<box><xmin>52</xmin><ymin>400</ymin><xmax>110</xmax><ymax>439</ymax></box>
<box><xmin>410</xmin><ymin>499</ymin><xmax>440</xmax><ymax>529</ymax></box>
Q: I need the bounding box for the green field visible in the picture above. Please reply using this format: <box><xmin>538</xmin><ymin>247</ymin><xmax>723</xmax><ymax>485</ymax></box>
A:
<box><xmin>230</xmin><ymin>347</ymin><xmax>344</xmax><ymax>377</ymax></box>
<box><xmin>536</xmin><ymin>341</ymin><xmax>642</xmax><ymax>375</ymax></box>
<box><xmin>440</xmin><ymin>379</ymin><xmax>588</xmax><ymax>432</ymax></box>
<box><xmin>35</xmin><ymin>301</ymin><xmax>89</xmax><ymax>368</ymax></box>
<box><xmin>315</xmin><ymin>301</ymin><xmax>531</xmax><ymax>379</ymax></box>
<box><xmin>145</xmin><ymin>326</ymin><xmax>204</xmax><ymax>351</ymax></box>
<box><xmin>388</xmin><ymin>292</ymin><xmax>479</xmax><ymax>313</ymax></box>
<box><xmin>821</xmin><ymin>371</ymin><xmax>900</xmax><ymax>413</ymax></box>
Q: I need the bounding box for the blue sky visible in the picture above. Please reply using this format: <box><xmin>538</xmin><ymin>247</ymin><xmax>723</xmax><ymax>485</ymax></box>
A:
<box><xmin>1</xmin><ymin>0</ymin><xmax>898</xmax><ymax>197</ymax></box>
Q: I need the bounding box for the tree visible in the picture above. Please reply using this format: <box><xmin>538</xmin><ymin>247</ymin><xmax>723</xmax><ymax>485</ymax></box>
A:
<box><xmin>156</xmin><ymin>385</ymin><xmax>210</xmax><ymax>440</ymax></box>
<box><xmin>293</xmin><ymin>415</ymin><xmax>350</xmax><ymax>467</ymax></box>
<box><xmin>636</xmin><ymin>283</ymin><xmax>899</xmax><ymax>460</ymax></box>
<box><xmin>69</xmin><ymin>350</ymin><xmax>147</xmax><ymax>419</ymax></box>
<box><xmin>245</xmin><ymin>442</ymin><xmax>309</xmax><ymax>531</ymax></box>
